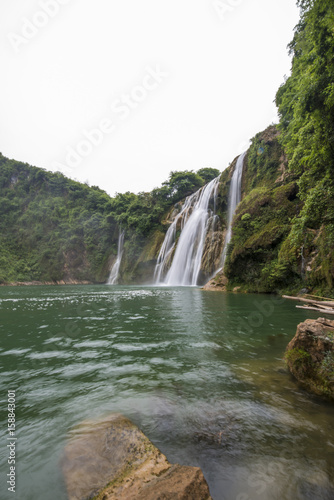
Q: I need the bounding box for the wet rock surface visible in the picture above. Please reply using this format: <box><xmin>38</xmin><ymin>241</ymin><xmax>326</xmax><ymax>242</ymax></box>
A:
<box><xmin>202</xmin><ymin>271</ymin><xmax>228</xmax><ymax>291</ymax></box>
<box><xmin>62</xmin><ymin>414</ymin><xmax>212</xmax><ymax>500</ymax></box>
<box><xmin>285</xmin><ymin>317</ymin><xmax>334</xmax><ymax>399</ymax></box>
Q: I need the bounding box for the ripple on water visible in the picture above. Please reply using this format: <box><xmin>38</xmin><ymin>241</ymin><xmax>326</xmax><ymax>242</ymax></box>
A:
<box><xmin>149</xmin><ymin>358</ymin><xmax>183</xmax><ymax>369</ymax></box>
<box><xmin>73</xmin><ymin>340</ymin><xmax>110</xmax><ymax>348</ymax></box>
<box><xmin>112</xmin><ymin>341</ymin><xmax>172</xmax><ymax>352</ymax></box>
<box><xmin>1</xmin><ymin>286</ymin><xmax>334</xmax><ymax>500</ymax></box>
<box><xmin>29</xmin><ymin>351</ymin><xmax>73</xmax><ymax>359</ymax></box>
<box><xmin>0</xmin><ymin>348</ymin><xmax>31</xmax><ymax>356</ymax></box>
<box><xmin>75</xmin><ymin>350</ymin><xmax>100</xmax><ymax>359</ymax></box>
<box><xmin>49</xmin><ymin>362</ymin><xmax>111</xmax><ymax>378</ymax></box>
<box><xmin>188</xmin><ymin>341</ymin><xmax>221</xmax><ymax>349</ymax></box>
<box><xmin>43</xmin><ymin>337</ymin><xmax>63</xmax><ymax>345</ymax></box>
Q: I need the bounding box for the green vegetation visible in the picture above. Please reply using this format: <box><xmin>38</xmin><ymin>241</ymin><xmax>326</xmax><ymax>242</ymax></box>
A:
<box><xmin>319</xmin><ymin>351</ymin><xmax>334</xmax><ymax>380</ymax></box>
<box><xmin>224</xmin><ymin>127</ymin><xmax>302</xmax><ymax>292</ymax></box>
<box><xmin>276</xmin><ymin>0</ymin><xmax>334</xmax><ymax>196</ymax></box>
<box><xmin>0</xmin><ymin>155</ymin><xmax>115</xmax><ymax>283</ymax></box>
<box><xmin>285</xmin><ymin>339</ymin><xmax>334</xmax><ymax>399</ymax></box>
<box><xmin>224</xmin><ymin>0</ymin><xmax>334</xmax><ymax>296</ymax></box>
<box><xmin>196</xmin><ymin>168</ymin><xmax>221</xmax><ymax>184</ymax></box>
<box><xmin>275</xmin><ymin>0</ymin><xmax>334</xmax><ymax>295</ymax></box>
<box><xmin>0</xmin><ymin>154</ymin><xmax>217</xmax><ymax>284</ymax></box>
<box><xmin>1</xmin><ymin>0</ymin><xmax>333</xmax><ymax>294</ymax></box>
<box><xmin>243</xmin><ymin>127</ymin><xmax>286</xmax><ymax>191</ymax></box>
<box><xmin>285</xmin><ymin>348</ymin><xmax>312</xmax><ymax>377</ymax></box>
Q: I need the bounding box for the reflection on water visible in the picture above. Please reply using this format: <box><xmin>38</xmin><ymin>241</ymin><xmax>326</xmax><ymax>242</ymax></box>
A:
<box><xmin>0</xmin><ymin>285</ymin><xmax>334</xmax><ymax>500</ymax></box>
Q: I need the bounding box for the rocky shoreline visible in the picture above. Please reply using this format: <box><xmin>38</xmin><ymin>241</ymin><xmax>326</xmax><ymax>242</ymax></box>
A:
<box><xmin>202</xmin><ymin>272</ymin><xmax>242</xmax><ymax>293</ymax></box>
<box><xmin>0</xmin><ymin>280</ymin><xmax>93</xmax><ymax>286</ymax></box>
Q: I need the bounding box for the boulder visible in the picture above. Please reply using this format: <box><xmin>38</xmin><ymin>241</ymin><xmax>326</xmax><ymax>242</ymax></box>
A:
<box><xmin>61</xmin><ymin>414</ymin><xmax>212</xmax><ymax>500</ymax></box>
<box><xmin>285</xmin><ymin>317</ymin><xmax>334</xmax><ymax>399</ymax></box>
<box><xmin>202</xmin><ymin>271</ymin><xmax>228</xmax><ymax>291</ymax></box>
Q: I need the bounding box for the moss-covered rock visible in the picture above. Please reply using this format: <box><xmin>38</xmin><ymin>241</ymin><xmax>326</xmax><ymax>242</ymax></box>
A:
<box><xmin>220</xmin><ymin>127</ymin><xmax>304</xmax><ymax>293</ymax></box>
<box><xmin>285</xmin><ymin>318</ymin><xmax>334</xmax><ymax>400</ymax></box>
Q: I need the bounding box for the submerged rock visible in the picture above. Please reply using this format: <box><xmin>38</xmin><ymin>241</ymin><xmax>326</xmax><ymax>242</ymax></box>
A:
<box><xmin>285</xmin><ymin>318</ymin><xmax>334</xmax><ymax>400</ymax></box>
<box><xmin>61</xmin><ymin>413</ymin><xmax>212</xmax><ymax>500</ymax></box>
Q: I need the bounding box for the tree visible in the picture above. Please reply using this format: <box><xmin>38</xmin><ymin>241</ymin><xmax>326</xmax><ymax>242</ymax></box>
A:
<box><xmin>197</xmin><ymin>167</ymin><xmax>220</xmax><ymax>184</ymax></box>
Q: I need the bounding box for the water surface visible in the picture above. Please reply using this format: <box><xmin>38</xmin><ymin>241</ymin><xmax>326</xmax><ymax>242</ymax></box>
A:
<box><xmin>0</xmin><ymin>285</ymin><xmax>333</xmax><ymax>500</ymax></box>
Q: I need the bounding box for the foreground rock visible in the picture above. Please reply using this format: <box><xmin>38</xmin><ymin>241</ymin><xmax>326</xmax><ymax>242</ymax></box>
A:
<box><xmin>285</xmin><ymin>318</ymin><xmax>334</xmax><ymax>399</ymax></box>
<box><xmin>62</xmin><ymin>414</ymin><xmax>212</xmax><ymax>500</ymax></box>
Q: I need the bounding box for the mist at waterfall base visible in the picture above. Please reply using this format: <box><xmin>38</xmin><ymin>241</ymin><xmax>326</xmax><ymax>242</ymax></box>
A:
<box><xmin>154</xmin><ymin>153</ymin><xmax>245</xmax><ymax>286</ymax></box>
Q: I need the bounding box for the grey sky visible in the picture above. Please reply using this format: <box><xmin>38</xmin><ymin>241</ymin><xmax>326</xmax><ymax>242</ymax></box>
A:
<box><xmin>1</xmin><ymin>0</ymin><xmax>300</xmax><ymax>196</ymax></box>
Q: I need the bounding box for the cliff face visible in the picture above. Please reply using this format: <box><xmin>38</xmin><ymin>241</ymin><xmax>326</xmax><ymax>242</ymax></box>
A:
<box><xmin>0</xmin><ymin>156</ymin><xmax>118</xmax><ymax>284</ymax></box>
<box><xmin>2</xmin><ymin>3</ymin><xmax>333</xmax><ymax>292</ymax></box>
<box><xmin>0</xmin><ymin>154</ymin><xmax>221</xmax><ymax>285</ymax></box>
<box><xmin>126</xmin><ymin>158</ymin><xmax>235</xmax><ymax>286</ymax></box>
<box><xmin>203</xmin><ymin>0</ymin><xmax>334</xmax><ymax>296</ymax></box>
<box><xmin>120</xmin><ymin>230</ymin><xmax>165</xmax><ymax>284</ymax></box>
<box><xmin>1</xmin><ymin>122</ymin><xmax>333</xmax><ymax>294</ymax></box>
<box><xmin>2</xmin><ymin>123</ymin><xmax>333</xmax><ymax>295</ymax></box>
<box><xmin>217</xmin><ymin>125</ymin><xmax>333</xmax><ymax>296</ymax></box>
<box><xmin>222</xmin><ymin>126</ymin><xmax>300</xmax><ymax>293</ymax></box>
<box><xmin>201</xmin><ymin>125</ymin><xmax>297</xmax><ymax>292</ymax></box>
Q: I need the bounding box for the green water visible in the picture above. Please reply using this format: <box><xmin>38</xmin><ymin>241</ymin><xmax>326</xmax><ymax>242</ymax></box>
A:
<box><xmin>0</xmin><ymin>285</ymin><xmax>334</xmax><ymax>500</ymax></box>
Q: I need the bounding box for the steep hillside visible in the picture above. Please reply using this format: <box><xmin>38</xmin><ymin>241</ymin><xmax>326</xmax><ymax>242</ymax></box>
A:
<box><xmin>1</xmin><ymin>119</ymin><xmax>333</xmax><ymax>295</ymax></box>
<box><xmin>208</xmin><ymin>0</ymin><xmax>334</xmax><ymax>296</ymax></box>
<box><xmin>223</xmin><ymin>126</ymin><xmax>302</xmax><ymax>293</ymax></box>
<box><xmin>0</xmin><ymin>154</ymin><xmax>218</xmax><ymax>284</ymax></box>
<box><xmin>0</xmin><ymin>155</ymin><xmax>116</xmax><ymax>284</ymax></box>
<box><xmin>211</xmin><ymin>126</ymin><xmax>333</xmax><ymax>296</ymax></box>
<box><xmin>1</xmin><ymin>0</ymin><xmax>333</xmax><ymax>295</ymax></box>
<box><xmin>275</xmin><ymin>0</ymin><xmax>334</xmax><ymax>295</ymax></box>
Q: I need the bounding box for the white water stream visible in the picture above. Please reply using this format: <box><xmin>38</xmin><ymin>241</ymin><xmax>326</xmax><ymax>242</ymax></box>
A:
<box><xmin>154</xmin><ymin>177</ymin><xmax>220</xmax><ymax>286</ymax></box>
<box><xmin>108</xmin><ymin>230</ymin><xmax>125</xmax><ymax>284</ymax></box>
<box><xmin>155</xmin><ymin>152</ymin><xmax>246</xmax><ymax>286</ymax></box>
<box><xmin>220</xmin><ymin>152</ymin><xmax>246</xmax><ymax>268</ymax></box>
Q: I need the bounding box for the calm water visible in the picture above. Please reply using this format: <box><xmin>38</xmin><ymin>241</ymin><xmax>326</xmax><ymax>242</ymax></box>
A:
<box><xmin>0</xmin><ymin>285</ymin><xmax>334</xmax><ymax>500</ymax></box>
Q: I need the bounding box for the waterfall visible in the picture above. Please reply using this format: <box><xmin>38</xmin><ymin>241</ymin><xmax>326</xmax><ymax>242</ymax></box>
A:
<box><xmin>220</xmin><ymin>152</ymin><xmax>246</xmax><ymax>267</ymax></box>
<box><xmin>108</xmin><ymin>230</ymin><xmax>125</xmax><ymax>285</ymax></box>
<box><xmin>154</xmin><ymin>176</ymin><xmax>220</xmax><ymax>286</ymax></box>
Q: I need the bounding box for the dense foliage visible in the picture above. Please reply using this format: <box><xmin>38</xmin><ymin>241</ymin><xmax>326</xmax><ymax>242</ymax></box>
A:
<box><xmin>224</xmin><ymin>128</ymin><xmax>301</xmax><ymax>292</ymax></box>
<box><xmin>1</xmin><ymin>0</ymin><xmax>333</xmax><ymax>294</ymax></box>
<box><xmin>0</xmin><ymin>155</ymin><xmax>114</xmax><ymax>283</ymax></box>
<box><xmin>276</xmin><ymin>0</ymin><xmax>334</xmax><ymax>194</ymax></box>
<box><xmin>225</xmin><ymin>0</ymin><xmax>334</xmax><ymax>295</ymax></box>
<box><xmin>275</xmin><ymin>0</ymin><xmax>334</xmax><ymax>294</ymax></box>
<box><xmin>0</xmin><ymin>153</ymin><xmax>217</xmax><ymax>284</ymax></box>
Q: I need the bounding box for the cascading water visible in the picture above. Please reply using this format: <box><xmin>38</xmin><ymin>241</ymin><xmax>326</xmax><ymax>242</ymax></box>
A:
<box><xmin>154</xmin><ymin>176</ymin><xmax>221</xmax><ymax>286</ymax></box>
<box><xmin>108</xmin><ymin>230</ymin><xmax>125</xmax><ymax>285</ymax></box>
<box><xmin>220</xmin><ymin>152</ymin><xmax>246</xmax><ymax>267</ymax></box>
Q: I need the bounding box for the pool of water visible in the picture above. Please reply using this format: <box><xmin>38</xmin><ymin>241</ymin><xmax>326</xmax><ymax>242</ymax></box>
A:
<box><xmin>0</xmin><ymin>285</ymin><xmax>334</xmax><ymax>500</ymax></box>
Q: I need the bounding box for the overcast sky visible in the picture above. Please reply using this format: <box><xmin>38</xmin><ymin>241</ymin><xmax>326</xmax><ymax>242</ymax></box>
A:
<box><xmin>1</xmin><ymin>0</ymin><xmax>300</xmax><ymax>196</ymax></box>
